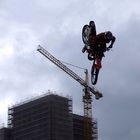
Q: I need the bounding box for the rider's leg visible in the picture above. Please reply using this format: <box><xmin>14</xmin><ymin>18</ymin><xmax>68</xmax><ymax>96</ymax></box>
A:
<box><xmin>96</xmin><ymin>50</ymin><xmax>102</xmax><ymax>69</ymax></box>
<box><xmin>96</xmin><ymin>58</ymin><xmax>102</xmax><ymax>69</ymax></box>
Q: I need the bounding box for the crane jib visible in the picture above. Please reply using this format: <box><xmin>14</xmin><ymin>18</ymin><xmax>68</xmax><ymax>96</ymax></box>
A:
<box><xmin>37</xmin><ymin>45</ymin><xmax>102</xmax><ymax>97</ymax></box>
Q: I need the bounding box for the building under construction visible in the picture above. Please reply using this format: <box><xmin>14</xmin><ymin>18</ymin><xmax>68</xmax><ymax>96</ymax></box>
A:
<box><xmin>0</xmin><ymin>93</ymin><xmax>98</xmax><ymax>140</ymax></box>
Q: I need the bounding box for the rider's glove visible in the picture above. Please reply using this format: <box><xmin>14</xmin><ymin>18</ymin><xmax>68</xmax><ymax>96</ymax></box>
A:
<box><xmin>106</xmin><ymin>47</ymin><xmax>110</xmax><ymax>51</ymax></box>
<box><xmin>82</xmin><ymin>45</ymin><xmax>87</xmax><ymax>53</ymax></box>
<box><xmin>106</xmin><ymin>45</ymin><xmax>113</xmax><ymax>51</ymax></box>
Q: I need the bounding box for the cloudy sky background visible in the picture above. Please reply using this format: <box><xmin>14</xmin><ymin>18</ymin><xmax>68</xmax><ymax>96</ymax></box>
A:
<box><xmin>0</xmin><ymin>0</ymin><xmax>140</xmax><ymax>139</ymax></box>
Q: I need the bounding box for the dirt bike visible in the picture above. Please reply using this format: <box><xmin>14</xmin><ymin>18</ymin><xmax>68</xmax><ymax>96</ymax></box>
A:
<box><xmin>82</xmin><ymin>25</ymin><xmax>105</xmax><ymax>85</ymax></box>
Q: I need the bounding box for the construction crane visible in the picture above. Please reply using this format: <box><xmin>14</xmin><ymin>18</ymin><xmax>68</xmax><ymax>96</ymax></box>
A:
<box><xmin>37</xmin><ymin>45</ymin><xmax>103</xmax><ymax>140</ymax></box>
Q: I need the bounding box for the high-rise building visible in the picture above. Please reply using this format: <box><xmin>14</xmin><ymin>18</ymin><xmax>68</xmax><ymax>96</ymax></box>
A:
<box><xmin>73</xmin><ymin>114</ymin><xmax>98</xmax><ymax>140</ymax></box>
<box><xmin>0</xmin><ymin>127</ymin><xmax>11</xmax><ymax>140</ymax></box>
<box><xmin>73</xmin><ymin>114</ymin><xmax>84</xmax><ymax>140</ymax></box>
<box><xmin>2</xmin><ymin>93</ymin><xmax>98</xmax><ymax>140</ymax></box>
<box><xmin>8</xmin><ymin>94</ymin><xmax>73</xmax><ymax>140</ymax></box>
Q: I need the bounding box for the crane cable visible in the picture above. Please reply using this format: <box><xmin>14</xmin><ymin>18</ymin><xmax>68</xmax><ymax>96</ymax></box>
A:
<box><xmin>61</xmin><ymin>60</ymin><xmax>86</xmax><ymax>71</ymax></box>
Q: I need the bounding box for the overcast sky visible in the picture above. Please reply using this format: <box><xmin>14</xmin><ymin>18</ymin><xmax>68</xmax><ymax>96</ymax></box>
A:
<box><xmin>0</xmin><ymin>0</ymin><xmax>140</xmax><ymax>139</ymax></box>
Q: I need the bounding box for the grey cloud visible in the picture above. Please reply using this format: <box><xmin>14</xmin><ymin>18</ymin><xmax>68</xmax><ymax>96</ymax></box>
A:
<box><xmin>1</xmin><ymin>0</ymin><xmax>140</xmax><ymax>140</ymax></box>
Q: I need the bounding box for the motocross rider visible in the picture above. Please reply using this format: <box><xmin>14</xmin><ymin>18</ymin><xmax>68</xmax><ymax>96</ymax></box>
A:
<box><xmin>82</xmin><ymin>21</ymin><xmax>116</xmax><ymax>69</ymax></box>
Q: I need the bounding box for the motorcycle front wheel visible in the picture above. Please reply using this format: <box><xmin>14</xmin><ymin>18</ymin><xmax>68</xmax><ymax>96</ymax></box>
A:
<box><xmin>82</xmin><ymin>25</ymin><xmax>90</xmax><ymax>45</ymax></box>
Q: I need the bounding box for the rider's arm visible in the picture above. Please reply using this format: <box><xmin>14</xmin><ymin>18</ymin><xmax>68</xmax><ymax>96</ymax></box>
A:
<box><xmin>108</xmin><ymin>36</ymin><xmax>116</xmax><ymax>48</ymax></box>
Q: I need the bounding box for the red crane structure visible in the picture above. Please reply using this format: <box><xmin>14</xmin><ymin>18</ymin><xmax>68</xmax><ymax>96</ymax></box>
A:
<box><xmin>37</xmin><ymin>45</ymin><xmax>103</xmax><ymax>140</ymax></box>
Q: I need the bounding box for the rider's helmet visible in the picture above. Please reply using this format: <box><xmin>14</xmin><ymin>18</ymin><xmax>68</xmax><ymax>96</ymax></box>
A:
<box><xmin>105</xmin><ymin>31</ymin><xmax>113</xmax><ymax>40</ymax></box>
<box><xmin>89</xmin><ymin>21</ymin><xmax>95</xmax><ymax>27</ymax></box>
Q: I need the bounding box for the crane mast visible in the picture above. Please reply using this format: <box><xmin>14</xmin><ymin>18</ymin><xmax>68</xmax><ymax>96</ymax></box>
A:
<box><xmin>37</xmin><ymin>45</ymin><xmax>102</xmax><ymax>140</ymax></box>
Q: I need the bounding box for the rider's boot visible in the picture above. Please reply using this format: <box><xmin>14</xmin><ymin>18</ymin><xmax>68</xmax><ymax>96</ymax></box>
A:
<box><xmin>96</xmin><ymin>58</ymin><xmax>102</xmax><ymax>70</ymax></box>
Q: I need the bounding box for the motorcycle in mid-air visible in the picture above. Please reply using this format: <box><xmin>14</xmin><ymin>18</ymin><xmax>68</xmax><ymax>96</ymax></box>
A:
<box><xmin>82</xmin><ymin>25</ymin><xmax>110</xmax><ymax>85</ymax></box>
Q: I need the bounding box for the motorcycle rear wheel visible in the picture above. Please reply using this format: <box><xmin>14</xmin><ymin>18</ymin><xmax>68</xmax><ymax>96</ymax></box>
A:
<box><xmin>91</xmin><ymin>60</ymin><xmax>99</xmax><ymax>85</ymax></box>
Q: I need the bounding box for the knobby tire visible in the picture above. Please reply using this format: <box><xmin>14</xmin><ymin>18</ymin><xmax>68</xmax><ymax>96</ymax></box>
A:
<box><xmin>82</xmin><ymin>25</ymin><xmax>89</xmax><ymax>45</ymax></box>
<box><xmin>91</xmin><ymin>60</ymin><xmax>99</xmax><ymax>85</ymax></box>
